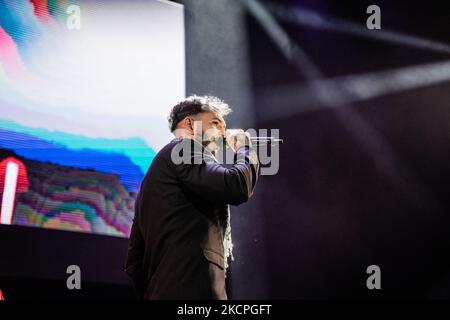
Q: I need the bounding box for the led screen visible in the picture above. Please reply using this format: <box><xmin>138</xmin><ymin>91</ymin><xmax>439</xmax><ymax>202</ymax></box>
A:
<box><xmin>0</xmin><ymin>0</ymin><xmax>185</xmax><ymax>237</ymax></box>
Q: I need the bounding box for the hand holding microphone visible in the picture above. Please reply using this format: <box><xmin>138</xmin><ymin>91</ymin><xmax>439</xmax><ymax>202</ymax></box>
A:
<box><xmin>225</xmin><ymin>129</ymin><xmax>252</xmax><ymax>152</ymax></box>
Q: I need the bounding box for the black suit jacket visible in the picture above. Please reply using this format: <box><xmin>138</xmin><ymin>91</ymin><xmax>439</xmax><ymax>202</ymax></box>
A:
<box><xmin>124</xmin><ymin>138</ymin><xmax>259</xmax><ymax>299</ymax></box>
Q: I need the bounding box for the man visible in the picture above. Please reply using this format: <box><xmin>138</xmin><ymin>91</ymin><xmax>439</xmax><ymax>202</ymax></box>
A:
<box><xmin>125</xmin><ymin>95</ymin><xmax>259</xmax><ymax>299</ymax></box>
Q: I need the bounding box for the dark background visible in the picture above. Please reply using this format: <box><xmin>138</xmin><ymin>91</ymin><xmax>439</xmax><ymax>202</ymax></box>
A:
<box><xmin>1</xmin><ymin>0</ymin><xmax>450</xmax><ymax>299</ymax></box>
<box><xmin>181</xmin><ymin>0</ymin><xmax>450</xmax><ymax>299</ymax></box>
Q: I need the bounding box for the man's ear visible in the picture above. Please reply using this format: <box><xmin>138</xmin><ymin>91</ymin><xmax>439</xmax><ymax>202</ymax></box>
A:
<box><xmin>185</xmin><ymin>117</ymin><xmax>194</xmax><ymax>131</ymax></box>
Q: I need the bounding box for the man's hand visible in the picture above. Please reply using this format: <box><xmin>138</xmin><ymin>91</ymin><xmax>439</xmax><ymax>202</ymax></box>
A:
<box><xmin>226</xmin><ymin>129</ymin><xmax>252</xmax><ymax>153</ymax></box>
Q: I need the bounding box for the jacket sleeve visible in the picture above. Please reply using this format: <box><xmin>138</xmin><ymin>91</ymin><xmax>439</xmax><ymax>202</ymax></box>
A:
<box><xmin>172</xmin><ymin>143</ymin><xmax>260</xmax><ymax>206</ymax></box>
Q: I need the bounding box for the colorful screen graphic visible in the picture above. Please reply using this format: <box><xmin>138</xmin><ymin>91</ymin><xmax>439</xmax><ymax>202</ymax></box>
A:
<box><xmin>0</xmin><ymin>0</ymin><xmax>185</xmax><ymax>237</ymax></box>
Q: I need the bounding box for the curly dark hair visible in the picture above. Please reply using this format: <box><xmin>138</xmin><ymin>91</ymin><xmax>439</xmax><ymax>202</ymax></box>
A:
<box><xmin>168</xmin><ymin>95</ymin><xmax>232</xmax><ymax>132</ymax></box>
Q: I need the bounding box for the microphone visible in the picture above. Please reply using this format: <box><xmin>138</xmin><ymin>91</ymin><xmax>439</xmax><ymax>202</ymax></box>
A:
<box><xmin>250</xmin><ymin>137</ymin><xmax>284</xmax><ymax>146</ymax></box>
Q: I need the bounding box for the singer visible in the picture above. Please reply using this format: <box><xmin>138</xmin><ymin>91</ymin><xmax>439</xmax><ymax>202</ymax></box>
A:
<box><xmin>125</xmin><ymin>95</ymin><xmax>260</xmax><ymax>300</ymax></box>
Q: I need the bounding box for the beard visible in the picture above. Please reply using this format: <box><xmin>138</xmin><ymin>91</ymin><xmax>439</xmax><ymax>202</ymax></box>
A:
<box><xmin>202</xmin><ymin>133</ymin><xmax>225</xmax><ymax>158</ymax></box>
<box><xmin>202</xmin><ymin>140</ymin><xmax>220</xmax><ymax>157</ymax></box>
<box><xmin>201</xmin><ymin>129</ymin><xmax>225</xmax><ymax>158</ymax></box>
